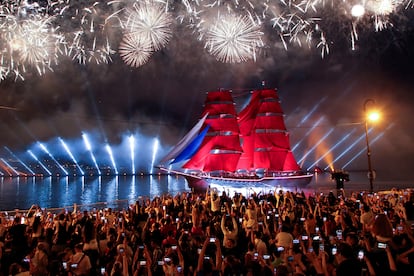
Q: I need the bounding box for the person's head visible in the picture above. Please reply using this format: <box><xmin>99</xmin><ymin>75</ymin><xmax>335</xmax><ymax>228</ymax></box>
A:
<box><xmin>74</xmin><ymin>242</ymin><xmax>83</xmax><ymax>252</ymax></box>
<box><xmin>345</xmin><ymin>232</ymin><xmax>358</xmax><ymax>246</ymax></box>
<box><xmin>371</xmin><ymin>213</ymin><xmax>393</xmax><ymax>239</ymax></box>
<box><xmin>336</xmin><ymin>242</ymin><xmax>354</xmax><ymax>262</ymax></box>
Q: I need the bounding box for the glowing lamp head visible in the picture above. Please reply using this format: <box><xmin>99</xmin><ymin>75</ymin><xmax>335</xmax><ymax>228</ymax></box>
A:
<box><xmin>367</xmin><ymin>111</ymin><xmax>380</xmax><ymax>122</ymax></box>
<box><xmin>351</xmin><ymin>4</ymin><xmax>365</xmax><ymax>17</ymax></box>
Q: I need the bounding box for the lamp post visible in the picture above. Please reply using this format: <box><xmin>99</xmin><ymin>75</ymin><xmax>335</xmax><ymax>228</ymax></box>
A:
<box><xmin>363</xmin><ymin>99</ymin><xmax>376</xmax><ymax>193</ymax></box>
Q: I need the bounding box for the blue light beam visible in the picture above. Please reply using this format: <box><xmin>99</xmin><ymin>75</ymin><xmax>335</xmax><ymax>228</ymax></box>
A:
<box><xmin>297</xmin><ymin>128</ymin><xmax>335</xmax><ymax>164</ymax></box>
<box><xmin>150</xmin><ymin>138</ymin><xmax>159</xmax><ymax>174</ymax></box>
<box><xmin>129</xmin><ymin>135</ymin><xmax>136</xmax><ymax>175</ymax></box>
<box><xmin>292</xmin><ymin>116</ymin><xmax>325</xmax><ymax>152</ymax></box>
<box><xmin>342</xmin><ymin>132</ymin><xmax>386</xmax><ymax>169</ymax></box>
<box><xmin>306</xmin><ymin>128</ymin><xmax>357</xmax><ymax>171</ymax></box>
<box><xmin>342</xmin><ymin>123</ymin><xmax>394</xmax><ymax>170</ymax></box>
<box><xmin>324</xmin><ymin>128</ymin><xmax>374</xmax><ymax>171</ymax></box>
<box><xmin>82</xmin><ymin>132</ymin><xmax>101</xmax><ymax>175</ymax></box>
<box><xmin>0</xmin><ymin>158</ymin><xmax>19</xmax><ymax>176</ymax></box>
<box><xmin>38</xmin><ymin>142</ymin><xmax>69</xmax><ymax>176</ymax></box>
<box><xmin>4</xmin><ymin>146</ymin><xmax>35</xmax><ymax>175</ymax></box>
<box><xmin>28</xmin><ymin>150</ymin><xmax>52</xmax><ymax>176</ymax></box>
<box><xmin>59</xmin><ymin>137</ymin><xmax>85</xmax><ymax>176</ymax></box>
<box><xmin>105</xmin><ymin>144</ymin><xmax>118</xmax><ymax>175</ymax></box>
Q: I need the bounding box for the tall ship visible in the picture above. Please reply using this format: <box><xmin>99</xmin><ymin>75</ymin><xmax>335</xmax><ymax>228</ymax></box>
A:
<box><xmin>158</xmin><ymin>85</ymin><xmax>313</xmax><ymax>191</ymax></box>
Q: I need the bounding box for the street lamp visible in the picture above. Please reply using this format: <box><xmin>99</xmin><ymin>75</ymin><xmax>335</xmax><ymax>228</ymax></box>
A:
<box><xmin>363</xmin><ymin>99</ymin><xmax>380</xmax><ymax>193</ymax></box>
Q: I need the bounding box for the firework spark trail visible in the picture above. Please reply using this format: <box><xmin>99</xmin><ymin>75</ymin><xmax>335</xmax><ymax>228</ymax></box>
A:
<box><xmin>0</xmin><ymin>5</ymin><xmax>63</xmax><ymax>80</ymax></box>
<box><xmin>122</xmin><ymin>1</ymin><xmax>173</xmax><ymax>52</ymax></box>
<box><xmin>0</xmin><ymin>0</ymin><xmax>412</xmax><ymax>81</ymax></box>
<box><xmin>57</xmin><ymin>0</ymin><xmax>116</xmax><ymax>65</ymax></box>
<box><xmin>205</xmin><ymin>13</ymin><xmax>264</xmax><ymax>63</ymax></box>
<box><xmin>119</xmin><ymin>32</ymin><xmax>153</xmax><ymax>67</ymax></box>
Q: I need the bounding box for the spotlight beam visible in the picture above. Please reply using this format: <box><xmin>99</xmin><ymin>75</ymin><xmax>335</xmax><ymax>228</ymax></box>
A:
<box><xmin>342</xmin><ymin>123</ymin><xmax>394</xmax><ymax>170</ymax></box>
<box><xmin>129</xmin><ymin>135</ymin><xmax>136</xmax><ymax>175</ymax></box>
<box><xmin>105</xmin><ymin>144</ymin><xmax>118</xmax><ymax>175</ymax></box>
<box><xmin>297</xmin><ymin>128</ymin><xmax>334</xmax><ymax>164</ymax></box>
<box><xmin>59</xmin><ymin>137</ymin><xmax>85</xmax><ymax>176</ymax></box>
<box><xmin>82</xmin><ymin>132</ymin><xmax>101</xmax><ymax>175</ymax></box>
<box><xmin>324</xmin><ymin>129</ymin><xmax>373</xmax><ymax>171</ymax></box>
<box><xmin>292</xmin><ymin>116</ymin><xmax>325</xmax><ymax>152</ymax></box>
<box><xmin>0</xmin><ymin>158</ymin><xmax>19</xmax><ymax>176</ymax></box>
<box><xmin>342</xmin><ymin>132</ymin><xmax>385</xmax><ymax>169</ymax></box>
<box><xmin>306</xmin><ymin>128</ymin><xmax>357</xmax><ymax>171</ymax></box>
<box><xmin>39</xmin><ymin>142</ymin><xmax>69</xmax><ymax>176</ymax></box>
<box><xmin>150</xmin><ymin>138</ymin><xmax>159</xmax><ymax>174</ymax></box>
<box><xmin>28</xmin><ymin>150</ymin><xmax>52</xmax><ymax>176</ymax></box>
<box><xmin>4</xmin><ymin>146</ymin><xmax>35</xmax><ymax>175</ymax></box>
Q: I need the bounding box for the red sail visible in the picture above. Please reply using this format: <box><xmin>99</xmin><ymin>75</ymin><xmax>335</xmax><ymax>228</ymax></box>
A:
<box><xmin>184</xmin><ymin>90</ymin><xmax>242</xmax><ymax>172</ymax></box>
<box><xmin>283</xmin><ymin>151</ymin><xmax>301</xmax><ymax>171</ymax></box>
<box><xmin>237</xmin><ymin>88</ymin><xmax>301</xmax><ymax>172</ymax></box>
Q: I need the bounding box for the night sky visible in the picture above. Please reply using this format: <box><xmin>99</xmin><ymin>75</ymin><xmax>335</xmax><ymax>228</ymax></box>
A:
<box><xmin>0</xmin><ymin>1</ymin><xmax>413</xmax><ymax>184</ymax></box>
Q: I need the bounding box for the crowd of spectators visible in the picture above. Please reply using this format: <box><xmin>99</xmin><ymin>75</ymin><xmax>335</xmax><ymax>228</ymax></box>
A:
<box><xmin>0</xmin><ymin>186</ymin><xmax>413</xmax><ymax>276</ymax></box>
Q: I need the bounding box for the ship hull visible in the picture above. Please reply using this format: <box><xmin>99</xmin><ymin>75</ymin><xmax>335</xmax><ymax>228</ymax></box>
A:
<box><xmin>159</xmin><ymin>167</ymin><xmax>313</xmax><ymax>192</ymax></box>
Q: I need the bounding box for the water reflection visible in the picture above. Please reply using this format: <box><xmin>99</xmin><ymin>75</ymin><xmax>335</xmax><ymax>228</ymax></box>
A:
<box><xmin>0</xmin><ymin>175</ymin><xmax>189</xmax><ymax>211</ymax></box>
<box><xmin>0</xmin><ymin>173</ymin><xmax>411</xmax><ymax>212</ymax></box>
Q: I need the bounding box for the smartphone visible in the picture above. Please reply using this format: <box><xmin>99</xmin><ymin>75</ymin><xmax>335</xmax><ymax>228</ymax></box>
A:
<box><xmin>378</xmin><ymin>242</ymin><xmax>387</xmax><ymax>249</ymax></box>
<box><xmin>293</xmin><ymin>239</ymin><xmax>299</xmax><ymax>244</ymax></box>
<box><xmin>358</xmin><ymin>250</ymin><xmax>364</xmax><ymax>260</ymax></box>
<box><xmin>301</xmin><ymin>235</ymin><xmax>308</xmax><ymax>240</ymax></box>
<box><xmin>277</xmin><ymin>246</ymin><xmax>284</xmax><ymax>252</ymax></box>
<box><xmin>308</xmin><ymin>247</ymin><xmax>314</xmax><ymax>253</ymax></box>
<box><xmin>164</xmin><ymin>257</ymin><xmax>171</xmax><ymax>262</ymax></box>
<box><xmin>288</xmin><ymin>256</ymin><xmax>294</xmax><ymax>262</ymax></box>
<box><xmin>171</xmin><ymin>245</ymin><xmax>177</xmax><ymax>250</ymax></box>
<box><xmin>319</xmin><ymin>244</ymin><xmax>324</xmax><ymax>252</ymax></box>
<box><xmin>332</xmin><ymin>247</ymin><xmax>337</xmax><ymax>255</ymax></box>
<box><xmin>100</xmin><ymin>267</ymin><xmax>105</xmax><ymax>275</ymax></box>
<box><xmin>71</xmin><ymin>263</ymin><xmax>78</xmax><ymax>269</ymax></box>
<box><xmin>176</xmin><ymin>218</ymin><xmax>179</xmax><ymax>223</ymax></box>
<box><xmin>177</xmin><ymin>266</ymin><xmax>183</xmax><ymax>273</ymax></box>
<box><xmin>158</xmin><ymin>260</ymin><xmax>164</xmax><ymax>266</ymax></box>
<box><xmin>323</xmin><ymin>217</ymin><xmax>327</xmax><ymax>222</ymax></box>
<box><xmin>62</xmin><ymin>262</ymin><xmax>67</xmax><ymax>270</ymax></box>
<box><xmin>263</xmin><ymin>254</ymin><xmax>270</xmax><ymax>260</ymax></box>
<box><xmin>204</xmin><ymin>256</ymin><xmax>210</xmax><ymax>260</ymax></box>
<box><xmin>138</xmin><ymin>245</ymin><xmax>144</xmax><ymax>249</ymax></box>
<box><xmin>239</xmin><ymin>218</ymin><xmax>243</xmax><ymax>223</ymax></box>
<box><xmin>397</xmin><ymin>226</ymin><xmax>403</xmax><ymax>231</ymax></box>
<box><xmin>336</xmin><ymin>230</ymin><xmax>343</xmax><ymax>240</ymax></box>
<box><xmin>300</xmin><ymin>217</ymin><xmax>305</xmax><ymax>222</ymax></box>
<box><xmin>119</xmin><ymin>248</ymin><xmax>124</xmax><ymax>253</ymax></box>
<box><xmin>210</xmin><ymin>237</ymin><xmax>216</xmax><ymax>243</ymax></box>
<box><xmin>140</xmin><ymin>260</ymin><xmax>146</xmax><ymax>266</ymax></box>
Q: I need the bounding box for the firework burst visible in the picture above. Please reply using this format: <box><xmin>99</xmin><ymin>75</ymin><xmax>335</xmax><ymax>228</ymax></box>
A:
<box><xmin>56</xmin><ymin>0</ymin><xmax>116</xmax><ymax>64</ymax></box>
<box><xmin>204</xmin><ymin>13</ymin><xmax>264</xmax><ymax>63</ymax></box>
<box><xmin>122</xmin><ymin>1</ymin><xmax>173</xmax><ymax>52</ymax></box>
<box><xmin>119</xmin><ymin>32</ymin><xmax>153</xmax><ymax>68</ymax></box>
<box><xmin>0</xmin><ymin>0</ymin><xmax>411</xmax><ymax>82</ymax></box>
<box><xmin>0</xmin><ymin>6</ymin><xmax>63</xmax><ymax>80</ymax></box>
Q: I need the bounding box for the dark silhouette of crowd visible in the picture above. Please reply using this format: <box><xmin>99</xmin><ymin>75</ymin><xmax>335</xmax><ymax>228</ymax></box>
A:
<box><xmin>0</xmin><ymin>186</ymin><xmax>413</xmax><ymax>276</ymax></box>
